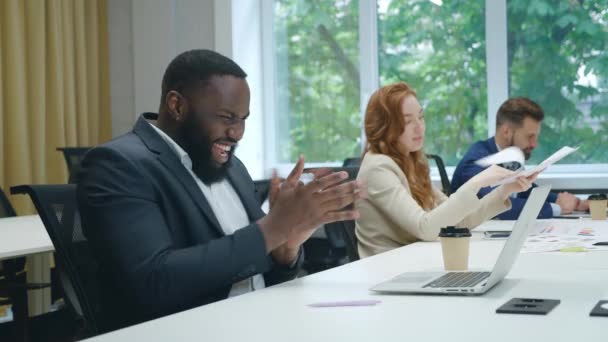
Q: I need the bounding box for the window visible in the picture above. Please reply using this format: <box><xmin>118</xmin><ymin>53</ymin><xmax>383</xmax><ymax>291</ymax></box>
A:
<box><xmin>271</xmin><ymin>0</ymin><xmax>361</xmax><ymax>164</ymax></box>
<box><xmin>377</xmin><ymin>0</ymin><xmax>487</xmax><ymax>165</ymax></box>
<box><xmin>507</xmin><ymin>0</ymin><xmax>608</xmax><ymax>165</ymax></box>
<box><xmin>265</xmin><ymin>0</ymin><xmax>607</xmax><ymax>180</ymax></box>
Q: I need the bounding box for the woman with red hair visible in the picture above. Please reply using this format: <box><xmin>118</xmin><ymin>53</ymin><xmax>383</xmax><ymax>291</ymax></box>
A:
<box><xmin>355</xmin><ymin>82</ymin><xmax>536</xmax><ymax>258</ymax></box>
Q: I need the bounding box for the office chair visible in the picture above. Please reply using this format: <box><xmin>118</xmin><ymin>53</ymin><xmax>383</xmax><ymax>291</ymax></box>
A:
<box><xmin>426</xmin><ymin>154</ymin><xmax>451</xmax><ymax>195</ymax></box>
<box><xmin>0</xmin><ymin>187</ymin><xmax>52</xmax><ymax>342</ymax></box>
<box><xmin>342</xmin><ymin>157</ymin><xmax>361</xmax><ymax>167</ymax></box>
<box><xmin>344</xmin><ymin>155</ymin><xmax>450</xmax><ymax>195</ymax></box>
<box><xmin>11</xmin><ymin>184</ymin><xmax>100</xmax><ymax>338</ymax></box>
<box><xmin>302</xmin><ymin>164</ymin><xmax>361</xmax><ymax>274</ymax></box>
<box><xmin>56</xmin><ymin>147</ymin><xmax>92</xmax><ymax>179</ymax></box>
<box><xmin>341</xmin><ymin>219</ymin><xmax>359</xmax><ymax>261</ymax></box>
<box><xmin>325</xmin><ymin>219</ymin><xmax>359</xmax><ymax>262</ymax></box>
<box><xmin>301</xmin><ymin>235</ymin><xmax>348</xmax><ymax>274</ymax></box>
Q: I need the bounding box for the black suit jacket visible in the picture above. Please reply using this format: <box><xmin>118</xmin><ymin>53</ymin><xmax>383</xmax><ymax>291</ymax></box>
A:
<box><xmin>76</xmin><ymin>113</ymin><xmax>300</xmax><ymax>331</ymax></box>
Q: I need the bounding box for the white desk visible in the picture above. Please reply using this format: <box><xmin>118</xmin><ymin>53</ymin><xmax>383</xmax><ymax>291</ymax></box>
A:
<box><xmin>84</xmin><ymin>232</ymin><xmax>608</xmax><ymax>342</ymax></box>
<box><xmin>0</xmin><ymin>215</ymin><xmax>54</xmax><ymax>315</ymax></box>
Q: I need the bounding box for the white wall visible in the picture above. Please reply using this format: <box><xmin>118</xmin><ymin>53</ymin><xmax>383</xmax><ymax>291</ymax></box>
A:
<box><xmin>108</xmin><ymin>0</ymin><xmax>266</xmax><ymax>179</ymax></box>
<box><xmin>108</xmin><ymin>0</ymin><xmax>135</xmax><ymax>137</ymax></box>
<box><xmin>108</xmin><ymin>0</ymin><xmax>216</xmax><ymax>134</ymax></box>
<box><xmin>131</xmin><ymin>0</ymin><xmax>216</xmax><ymax>115</ymax></box>
<box><xmin>224</xmin><ymin>1</ymin><xmax>266</xmax><ymax>179</ymax></box>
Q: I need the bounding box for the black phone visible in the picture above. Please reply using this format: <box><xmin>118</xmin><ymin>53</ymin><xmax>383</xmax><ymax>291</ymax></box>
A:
<box><xmin>484</xmin><ymin>230</ymin><xmax>511</xmax><ymax>239</ymax></box>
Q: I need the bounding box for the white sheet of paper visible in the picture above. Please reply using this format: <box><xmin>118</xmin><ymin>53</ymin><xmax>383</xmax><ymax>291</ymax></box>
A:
<box><xmin>474</xmin><ymin>218</ymin><xmax>562</xmax><ymax>233</ymax></box>
<box><xmin>475</xmin><ymin>146</ymin><xmax>524</xmax><ymax>168</ymax></box>
<box><xmin>494</xmin><ymin>146</ymin><xmax>579</xmax><ymax>185</ymax></box>
<box><xmin>521</xmin><ymin>219</ymin><xmax>608</xmax><ymax>253</ymax></box>
<box><xmin>522</xmin><ymin>234</ymin><xmax>598</xmax><ymax>253</ymax></box>
<box><xmin>474</xmin><ymin>219</ymin><xmax>608</xmax><ymax>253</ymax></box>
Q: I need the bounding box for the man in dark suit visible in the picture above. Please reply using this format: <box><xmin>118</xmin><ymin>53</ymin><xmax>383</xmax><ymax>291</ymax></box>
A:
<box><xmin>76</xmin><ymin>49</ymin><xmax>364</xmax><ymax>331</ymax></box>
<box><xmin>451</xmin><ymin>97</ymin><xmax>586</xmax><ymax>220</ymax></box>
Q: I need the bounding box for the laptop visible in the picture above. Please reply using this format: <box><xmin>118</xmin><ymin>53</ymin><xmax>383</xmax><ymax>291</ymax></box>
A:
<box><xmin>370</xmin><ymin>185</ymin><xmax>551</xmax><ymax>295</ymax></box>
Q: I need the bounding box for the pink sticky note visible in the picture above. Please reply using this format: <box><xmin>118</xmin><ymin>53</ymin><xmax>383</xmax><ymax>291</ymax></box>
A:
<box><xmin>307</xmin><ymin>300</ymin><xmax>381</xmax><ymax>308</ymax></box>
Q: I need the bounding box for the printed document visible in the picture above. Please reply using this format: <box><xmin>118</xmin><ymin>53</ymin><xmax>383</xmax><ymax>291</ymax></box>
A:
<box><xmin>476</xmin><ymin>146</ymin><xmax>579</xmax><ymax>185</ymax></box>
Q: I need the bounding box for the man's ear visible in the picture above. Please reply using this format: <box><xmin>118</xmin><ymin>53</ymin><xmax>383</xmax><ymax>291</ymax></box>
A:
<box><xmin>165</xmin><ymin>90</ymin><xmax>187</xmax><ymax>123</ymax></box>
<box><xmin>498</xmin><ymin>124</ymin><xmax>512</xmax><ymax>140</ymax></box>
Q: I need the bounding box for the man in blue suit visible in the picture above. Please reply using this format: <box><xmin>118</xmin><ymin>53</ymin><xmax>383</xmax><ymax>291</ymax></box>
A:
<box><xmin>451</xmin><ymin>97</ymin><xmax>585</xmax><ymax>219</ymax></box>
<box><xmin>76</xmin><ymin>49</ymin><xmax>364</xmax><ymax>332</ymax></box>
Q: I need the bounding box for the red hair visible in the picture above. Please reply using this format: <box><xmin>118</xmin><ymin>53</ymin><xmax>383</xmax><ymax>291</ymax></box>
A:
<box><xmin>363</xmin><ymin>82</ymin><xmax>433</xmax><ymax>210</ymax></box>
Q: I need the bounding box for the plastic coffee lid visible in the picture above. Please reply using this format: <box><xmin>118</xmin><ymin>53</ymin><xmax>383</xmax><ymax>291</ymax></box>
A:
<box><xmin>588</xmin><ymin>193</ymin><xmax>607</xmax><ymax>201</ymax></box>
<box><xmin>439</xmin><ymin>226</ymin><xmax>471</xmax><ymax>237</ymax></box>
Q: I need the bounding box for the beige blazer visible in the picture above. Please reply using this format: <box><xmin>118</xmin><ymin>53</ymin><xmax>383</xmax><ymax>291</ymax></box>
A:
<box><xmin>355</xmin><ymin>152</ymin><xmax>511</xmax><ymax>258</ymax></box>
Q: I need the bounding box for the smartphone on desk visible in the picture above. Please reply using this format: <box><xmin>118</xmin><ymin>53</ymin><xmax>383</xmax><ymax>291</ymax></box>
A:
<box><xmin>484</xmin><ymin>230</ymin><xmax>511</xmax><ymax>239</ymax></box>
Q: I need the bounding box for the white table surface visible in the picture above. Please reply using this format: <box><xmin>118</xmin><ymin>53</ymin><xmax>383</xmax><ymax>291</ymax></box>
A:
<box><xmin>473</xmin><ymin>217</ymin><xmax>608</xmax><ymax>236</ymax></box>
<box><xmin>0</xmin><ymin>215</ymin><xmax>53</xmax><ymax>259</ymax></box>
<box><xmin>85</xmin><ymin>230</ymin><xmax>608</xmax><ymax>342</ymax></box>
<box><xmin>0</xmin><ymin>214</ymin><xmax>54</xmax><ymax>315</ymax></box>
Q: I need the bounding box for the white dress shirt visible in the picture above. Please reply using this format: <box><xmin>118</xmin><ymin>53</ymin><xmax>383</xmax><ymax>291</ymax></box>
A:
<box><xmin>149</xmin><ymin>122</ymin><xmax>265</xmax><ymax>297</ymax></box>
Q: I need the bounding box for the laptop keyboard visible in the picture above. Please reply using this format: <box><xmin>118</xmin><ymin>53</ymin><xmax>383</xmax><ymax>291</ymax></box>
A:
<box><xmin>423</xmin><ymin>272</ymin><xmax>491</xmax><ymax>288</ymax></box>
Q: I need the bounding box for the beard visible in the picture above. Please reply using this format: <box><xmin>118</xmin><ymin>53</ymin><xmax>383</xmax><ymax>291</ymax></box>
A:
<box><xmin>179</xmin><ymin>115</ymin><xmax>237</xmax><ymax>184</ymax></box>
<box><xmin>509</xmin><ymin>136</ymin><xmax>532</xmax><ymax>160</ymax></box>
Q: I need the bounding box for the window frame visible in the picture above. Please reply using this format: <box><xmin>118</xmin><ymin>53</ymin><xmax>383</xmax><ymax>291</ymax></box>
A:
<box><xmin>260</xmin><ymin>0</ymin><xmax>608</xmax><ymax>190</ymax></box>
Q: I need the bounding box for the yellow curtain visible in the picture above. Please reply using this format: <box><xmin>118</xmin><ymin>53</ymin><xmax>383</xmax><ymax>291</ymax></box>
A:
<box><xmin>0</xmin><ymin>0</ymin><xmax>110</xmax><ymax>214</ymax></box>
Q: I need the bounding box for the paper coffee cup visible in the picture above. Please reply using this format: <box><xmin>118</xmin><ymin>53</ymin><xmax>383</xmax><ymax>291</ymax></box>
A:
<box><xmin>588</xmin><ymin>194</ymin><xmax>607</xmax><ymax>220</ymax></box>
<box><xmin>439</xmin><ymin>227</ymin><xmax>471</xmax><ymax>271</ymax></box>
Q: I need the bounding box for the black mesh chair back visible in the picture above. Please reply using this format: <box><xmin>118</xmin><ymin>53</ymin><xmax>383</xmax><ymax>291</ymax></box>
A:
<box><xmin>324</xmin><ymin>164</ymin><xmax>360</xmax><ymax>246</ymax></box>
<box><xmin>302</xmin><ymin>164</ymin><xmax>361</xmax><ymax>272</ymax></box>
<box><xmin>343</xmin><ymin>157</ymin><xmax>361</xmax><ymax>167</ymax></box>
<box><xmin>323</xmin><ymin>162</ymin><xmax>360</xmax><ymax>252</ymax></box>
<box><xmin>334</xmin><ymin>166</ymin><xmax>360</xmax><ymax>180</ymax></box>
<box><xmin>10</xmin><ymin>184</ymin><xmax>100</xmax><ymax>337</ymax></box>
<box><xmin>56</xmin><ymin>147</ymin><xmax>92</xmax><ymax>177</ymax></box>
<box><xmin>339</xmin><ymin>219</ymin><xmax>359</xmax><ymax>261</ymax></box>
<box><xmin>324</xmin><ymin>218</ymin><xmax>359</xmax><ymax>263</ymax></box>
<box><xmin>0</xmin><ymin>186</ymin><xmax>17</xmax><ymax>218</ymax></box>
<box><xmin>426</xmin><ymin>154</ymin><xmax>451</xmax><ymax>195</ymax></box>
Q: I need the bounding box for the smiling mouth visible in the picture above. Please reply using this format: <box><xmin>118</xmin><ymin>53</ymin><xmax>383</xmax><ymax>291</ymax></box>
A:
<box><xmin>212</xmin><ymin>142</ymin><xmax>234</xmax><ymax>164</ymax></box>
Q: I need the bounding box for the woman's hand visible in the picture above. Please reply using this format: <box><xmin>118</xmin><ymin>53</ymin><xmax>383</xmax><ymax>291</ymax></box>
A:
<box><xmin>464</xmin><ymin>165</ymin><xmax>516</xmax><ymax>193</ymax></box>
<box><xmin>497</xmin><ymin>172</ymin><xmax>538</xmax><ymax>200</ymax></box>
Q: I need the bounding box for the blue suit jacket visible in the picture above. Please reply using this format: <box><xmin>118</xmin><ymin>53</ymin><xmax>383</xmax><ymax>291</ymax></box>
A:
<box><xmin>76</xmin><ymin>113</ymin><xmax>301</xmax><ymax>331</ymax></box>
<box><xmin>450</xmin><ymin>137</ymin><xmax>557</xmax><ymax>220</ymax></box>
